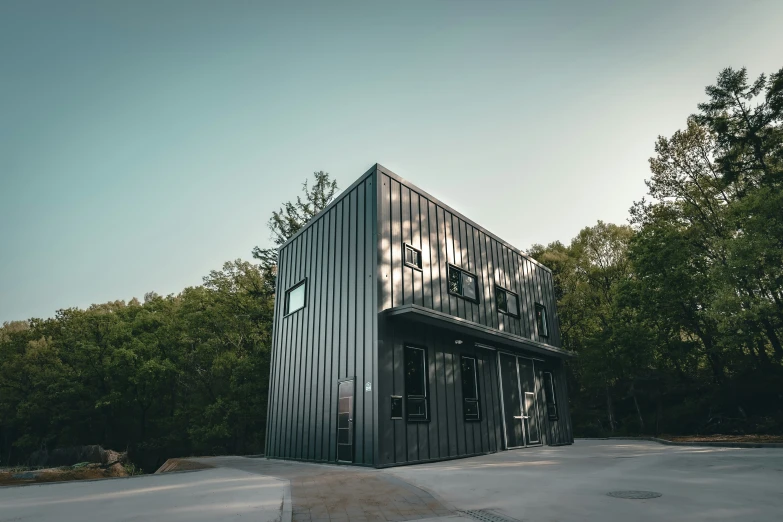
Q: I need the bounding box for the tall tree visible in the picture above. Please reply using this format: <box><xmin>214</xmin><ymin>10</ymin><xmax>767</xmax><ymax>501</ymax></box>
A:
<box><xmin>252</xmin><ymin>171</ymin><xmax>338</xmax><ymax>291</ymax></box>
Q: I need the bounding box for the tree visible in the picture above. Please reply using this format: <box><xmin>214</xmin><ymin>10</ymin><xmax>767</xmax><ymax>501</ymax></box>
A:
<box><xmin>252</xmin><ymin>171</ymin><xmax>338</xmax><ymax>291</ymax></box>
<box><xmin>530</xmin><ymin>222</ymin><xmax>639</xmax><ymax>434</ymax></box>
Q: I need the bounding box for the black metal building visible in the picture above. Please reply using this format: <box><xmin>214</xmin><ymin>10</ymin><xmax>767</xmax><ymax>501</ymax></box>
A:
<box><xmin>265</xmin><ymin>164</ymin><xmax>574</xmax><ymax>467</ymax></box>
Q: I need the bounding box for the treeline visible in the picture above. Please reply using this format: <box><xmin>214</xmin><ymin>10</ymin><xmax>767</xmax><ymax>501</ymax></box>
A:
<box><xmin>0</xmin><ymin>261</ymin><xmax>274</xmax><ymax>471</ymax></box>
<box><xmin>0</xmin><ymin>174</ymin><xmax>335</xmax><ymax>471</ymax></box>
<box><xmin>530</xmin><ymin>67</ymin><xmax>783</xmax><ymax>436</ymax></box>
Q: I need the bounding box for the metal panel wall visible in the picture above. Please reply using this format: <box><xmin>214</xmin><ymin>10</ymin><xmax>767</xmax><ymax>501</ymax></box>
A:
<box><xmin>541</xmin><ymin>360</ymin><xmax>574</xmax><ymax>446</ymax></box>
<box><xmin>376</xmin><ymin>320</ymin><xmax>504</xmax><ymax>466</ymax></box>
<box><xmin>376</xmin><ymin>167</ymin><xmax>563</xmax><ymax>349</ymax></box>
<box><xmin>265</xmin><ymin>170</ymin><xmax>377</xmax><ymax>465</ymax></box>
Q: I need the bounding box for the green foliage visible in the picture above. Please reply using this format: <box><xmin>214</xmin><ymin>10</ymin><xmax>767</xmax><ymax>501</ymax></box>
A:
<box><xmin>531</xmin><ymin>66</ymin><xmax>783</xmax><ymax>437</ymax></box>
<box><xmin>0</xmin><ymin>260</ymin><xmax>273</xmax><ymax>472</ymax></box>
<box><xmin>1</xmin><ymin>169</ymin><xmax>335</xmax><ymax>471</ymax></box>
<box><xmin>252</xmin><ymin>171</ymin><xmax>338</xmax><ymax>291</ymax></box>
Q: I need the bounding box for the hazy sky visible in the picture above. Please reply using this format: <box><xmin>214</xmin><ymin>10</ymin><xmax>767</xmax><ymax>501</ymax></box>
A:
<box><xmin>1</xmin><ymin>1</ymin><xmax>781</xmax><ymax>322</ymax></box>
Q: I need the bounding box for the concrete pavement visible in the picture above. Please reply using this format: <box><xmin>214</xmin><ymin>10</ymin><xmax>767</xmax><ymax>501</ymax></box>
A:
<box><xmin>2</xmin><ymin>440</ymin><xmax>781</xmax><ymax>522</ymax></box>
<box><xmin>383</xmin><ymin>439</ymin><xmax>783</xmax><ymax>521</ymax></box>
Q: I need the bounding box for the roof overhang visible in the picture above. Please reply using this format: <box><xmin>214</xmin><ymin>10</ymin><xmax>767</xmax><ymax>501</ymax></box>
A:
<box><xmin>383</xmin><ymin>304</ymin><xmax>575</xmax><ymax>359</ymax></box>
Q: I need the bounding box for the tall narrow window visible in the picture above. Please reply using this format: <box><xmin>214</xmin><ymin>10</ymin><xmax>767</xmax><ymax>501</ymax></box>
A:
<box><xmin>495</xmin><ymin>287</ymin><xmax>520</xmax><ymax>317</ymax></box>
<box><xmin>461</xmin><ymin>356</ymin><xmax>480</xmax><ymax>421</ymax></box>
<box><xmin>404</xmin><ymin>243</ymin><xmax>422</xmax><ymax>270</ymax></box>
<box><xmin>404</xmin><ymin>346</ymin><xmax>429</xmax><ymax>421</ymax></box>
<box><xmin>285</xmin><ymin>280</ymin><xmax>306</xmax><ymax>315</ymax></box>
<box><xmin>447</xmin><ymin>265</ymin><xmax>480</xmax><ymax>303</ymax></box>
<box><xmin>535</xmin><ymin>303</ymin><xmax>548</xmax><ymax>338</ymax></box>
<box><xmin>543</xmin><ymin>371</ymin><xmax>558</xmax><ymax>420</ymax></box>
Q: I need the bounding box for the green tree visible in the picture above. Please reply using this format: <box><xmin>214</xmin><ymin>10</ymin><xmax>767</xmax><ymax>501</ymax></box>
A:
<box><xmin>252</xmin><ymin>171</ymin><xmax>338</xmax><ymax>291</ymax></box>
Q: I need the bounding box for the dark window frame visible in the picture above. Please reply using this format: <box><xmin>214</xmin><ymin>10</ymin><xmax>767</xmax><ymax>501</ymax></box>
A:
<box><xmin>403</xmin><ymin>243</ymin><xmax>423</xmax><ymax>271</ymax></box>
<box><xmin>495</xmin><ymin>286</ymin><xmax>520</xmax><ymax>318</ymax></box>
<box><xmin>542</xmin><ymin>371</ymin><xmax>558</xmax><ymax>420</ymax></box>
<box><xmin>390</xmin><ymin>395</ymin><xmax>403</xmax><ymax>420</ymax></box>
<box><xmin>404</xmin><ymin>345</ymin><xmax>430</xmax><ymax>422</ymax></box>
<box><xmin>460</xmin><ymin>355</ymin><xmax>481</xmax><ymax>421</ymax></box>
<box><xmin>284</xmin><ymin>278</ymin><xmax>307</xmax><ymax>317</ymax></box>
<box><xmin>447</xmin><ymin>264</ymin><xmax>480</xmax><ymax>303</ymax></box>
<box><xmin>535</xmin><ymin>303</ymin><xmax>549</xmax><ymax>338</ymax></box>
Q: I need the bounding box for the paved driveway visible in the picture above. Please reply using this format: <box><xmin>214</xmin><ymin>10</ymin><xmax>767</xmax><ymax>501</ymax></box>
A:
<box><xmin>383</xmin><ymin>440</ymin><xmax>783</xmax><ymax>521</ymax></box>
<box><xmin>0</xmin><ymin>467</ymin><xmax>286</xmax><ymax>522</ymax></box>
<box><xmin>2</xmin><ymin>441</ymin><xmax>780</xmax><ymax>522</ymax></box>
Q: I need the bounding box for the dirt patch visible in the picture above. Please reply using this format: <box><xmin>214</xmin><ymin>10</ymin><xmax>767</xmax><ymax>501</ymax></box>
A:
<box><xmin>662</xmin><ymin>434</ymin><xmax>783</xmax><ymax>444</ymax></box>
<box><xmin>194</xmin><ymin>456</ymin><xmax>454</xmax><ymax>522</ymax></box>
<box><xmin>155</xmin><ymin>458</ymin><xmax>215</xmax><ymax>474</ymax></box>
<box><xmin>0</xmin><ymin>463</ymin><xmax>129</xmax><ymax>487</ymax></box>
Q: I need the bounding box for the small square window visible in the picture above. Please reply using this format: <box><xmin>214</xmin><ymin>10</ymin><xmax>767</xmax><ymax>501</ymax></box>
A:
<box><xmin>404</xmin><ymin>244</ymin><xmax>422</xmax><ymax>270</ymax></box>
<box><xmin>462</xmin><ymin>273</ymin><xmax>477</xmax><ymax>301</ymax></box>
<box><xmin>447</xmin><ymin>265</ymin><xmax>480</xmax><ymax>303</ymax></box>
<box><xmin>285</xmin><ymin>280</ymin><xmax>306</xmax><ymax>315</ymax></box>
<box><xmin>535</xmin><ymin>303</ymin><xmax>549</xmax><ymax>338</ymax></box>
<box><xmin>448</xmin><ymin>266</ymin><xmax>462</xmax><ymax>294</ymax></box>
<box><xmin>496</xmin><ymin>289</ymin><xmax>507</xmax><ymax>312</ymax></box>
<box><xmin>390</xmin><ymin>396</ymin><xmax>403</xmax><ymax>419</ymax></box>
<box><xmin>496</xmin><ymin>287</ymin><xmax>520</xmax><ymax>317</ymax></box>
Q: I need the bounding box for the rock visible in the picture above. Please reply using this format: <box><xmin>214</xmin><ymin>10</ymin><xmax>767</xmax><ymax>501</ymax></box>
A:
<box><xmin>28</xmin><ymin>445</ymin><xmax>128</xmax><ymax>467</ymax></box>
<box><xmin>11</xmin><ymin>471</ymin><xmax>39</xmax><ymax>480</ymax></box>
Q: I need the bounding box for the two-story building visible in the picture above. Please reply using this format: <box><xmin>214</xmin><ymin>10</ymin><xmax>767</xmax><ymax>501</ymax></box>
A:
<box><xmin>264</xmin><ymin>164</ymin><xmax>574</xmax><ymax>467</ymax></box>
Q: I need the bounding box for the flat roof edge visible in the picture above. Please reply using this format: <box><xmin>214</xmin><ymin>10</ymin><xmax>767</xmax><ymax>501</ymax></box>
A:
<box><xmin>383</xmin><ymin>304</ymin><xmax>574</xmax><ymax>358</ymax></box>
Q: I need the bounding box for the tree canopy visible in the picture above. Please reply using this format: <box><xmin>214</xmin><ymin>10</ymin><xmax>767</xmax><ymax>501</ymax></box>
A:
<box><xmin>531</xmin><ymin>66</ymin><xmax>783</xmax><ymax>436</ymax></box>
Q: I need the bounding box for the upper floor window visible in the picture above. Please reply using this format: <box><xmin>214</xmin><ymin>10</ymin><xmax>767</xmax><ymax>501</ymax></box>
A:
<box><xmin>461</xmin><ymin>356</ymin><xmax>480</xmax><ymax>421</ymax></box>
<box><xmin>285</xmin><ymin>280</ymin><xmax>306</xmax><ymax>315</ymax></box>
<box><xmin>404</xmin><ymin>345</ymin><xmax>429</xmax><ymax>421</ymax></box>
<box><xmin>542</xmin><ymin>371</ymin><xmax>558</xmax><ymax>420</ymax></box>
<box><xmin>495</xmin><ymin>286</ymin><xmax>519</xmax><ymax>317</ymax></box>
<box><xmin>447</xmin><ymin>265</ymin><xmax>479</xmax><ymax>303</ymax></box>
<box><xmin>535</xmin><ymin>303</ymin><xmax>548</xmax><ymax>338</ymax></box>
<box><xmin>404</xmin><ymin>243</ymin><xmax>422</xmax><ymax>270</ymax></box>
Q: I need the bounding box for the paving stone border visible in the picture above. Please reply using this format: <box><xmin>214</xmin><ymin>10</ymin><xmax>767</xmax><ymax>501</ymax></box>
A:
<box><xmin>576</xmin><ymin>436</ymin><xmax>783</xmax><ymax>448</ymax></box>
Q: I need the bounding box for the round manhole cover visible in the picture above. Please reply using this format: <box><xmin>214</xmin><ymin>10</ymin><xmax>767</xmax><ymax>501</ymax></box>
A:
<box><xmin>607</xmin><ymin>491</ymin><xmax>662</xmax><ymax>499</ymax></box>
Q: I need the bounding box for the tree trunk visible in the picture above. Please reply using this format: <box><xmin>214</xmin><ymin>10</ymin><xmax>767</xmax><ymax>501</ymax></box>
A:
<box><xmin>761</xmin><ymin>318</ymin><xmax>783</xmax><ymax>359</ymax></box>
<box><xmin>630</xmin><ymin>382</ymin><xmax>645</xmax><ymax>433</ymax></box>
<box><xmin>606</xmin><ymin>384</ymin><xmax>616</xmax><ymax>434</ymax></box>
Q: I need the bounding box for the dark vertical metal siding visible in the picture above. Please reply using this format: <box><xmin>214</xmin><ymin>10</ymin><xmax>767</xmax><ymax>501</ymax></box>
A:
<box><xmin>538</xmin><ymin>359</ymin><xmax>573</xmax><ymax>446</ymax></box>
<box><xmin>265</xmin><ymin>172</ymin><xmax>376</xmax><ymax>465</ymax></box>
<box><xmin>377</xmin><ymin>322</ymin><xmax>503</xmax><ymax>466</ymax></box>
<box><xmin>376</xmin><ymin>172</ymin><xmax>562</xmax><ymax>349</ymax></box>
<box><xmin>374</xmin><ymin>168</ymin><xmax>572</xmax><ymax>462</ymax></box>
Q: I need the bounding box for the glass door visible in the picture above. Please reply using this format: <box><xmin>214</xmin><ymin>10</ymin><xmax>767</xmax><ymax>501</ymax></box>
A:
<box><xmin>498</xmin><ymin>353</ymin><xmax>525</xmax><ymax>449</ymax></box>
<box><xmin>498</xmin><ymin>353</ymin><xmax>542</xmax><ymax>449</ymax></box>
<box><xmin>518</xmin><ymin>359</ymin><xmax>541</xmax><ymax>445</ymax></box>
<box><xmin>337</xmin><ymin>379</ymin><xmax>354</xmax><ymax>463</ymax></box>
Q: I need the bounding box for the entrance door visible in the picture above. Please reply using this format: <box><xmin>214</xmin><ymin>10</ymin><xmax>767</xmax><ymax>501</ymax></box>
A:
<box><xmin>497</xmin><ymin>353</ymin><xmax>542</xmax><ymax>449</ymax></box>
<box><xmin>518</xmin><ymin>359</ymin><xmax>541</xmax><ymax>445</ymax></box>
<box><xmin>337</xmin><ymin>379</ymin><xmax>354</xmax><ymax>463</ymax></box>
<box><xmin>499</xmin><ymin>353</ymin><xmax>524</xmax><ymax>448</ymax></box>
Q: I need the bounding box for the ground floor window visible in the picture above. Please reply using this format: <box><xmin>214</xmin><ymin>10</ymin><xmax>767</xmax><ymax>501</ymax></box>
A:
<box><xmin>461</xmin><ymin>356</ymin><xmax>480</xmax><ymax>421</ymax></box>
<box><xmin>542</xmin><ymin>371</ymin><xmax>558</xmax><ymax>420</ymax></box>
<box><xmin>404</xmin><ymin>345</ymin><xmax>429</xmax><ymax>421</ymax></box>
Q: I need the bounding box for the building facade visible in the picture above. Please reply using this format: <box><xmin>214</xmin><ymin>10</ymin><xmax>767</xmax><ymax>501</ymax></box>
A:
<box><xmin>265</xmin><ymin>164</ymin><xmax>574</xmax><ymax>467</ymax></box>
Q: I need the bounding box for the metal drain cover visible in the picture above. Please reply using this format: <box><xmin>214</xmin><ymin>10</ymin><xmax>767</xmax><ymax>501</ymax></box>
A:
<box><xmin>460</xmin><ymin>509</ymin><xmax>521</xmax><ymax>522</ymax></box>
<box><xmin>607</xmin><ymin>490</ymin><xmax>662</xmax><ymax>499</ymax></box>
